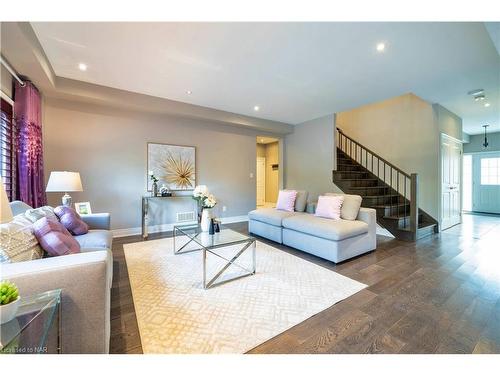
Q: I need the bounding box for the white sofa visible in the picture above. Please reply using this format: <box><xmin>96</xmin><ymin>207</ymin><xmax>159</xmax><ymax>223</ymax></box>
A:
<box><xmin>1</xmin><ymin>201</ymin><xmax>113</xmax><ymax>353</ymax></box>
<box><xmin>249</xmin><ymin>193</ymin><xmax>376</xmax><ymax>263</ymax></box>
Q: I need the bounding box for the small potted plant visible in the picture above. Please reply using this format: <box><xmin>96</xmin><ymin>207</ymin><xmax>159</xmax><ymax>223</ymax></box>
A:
<box><xmin>0</xmin><ymin>281</ymin><xmax>20</xmax><ymax>324</ymax></box>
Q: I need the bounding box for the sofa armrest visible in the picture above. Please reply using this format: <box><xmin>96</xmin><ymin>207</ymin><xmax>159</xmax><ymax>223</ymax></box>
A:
<box><xmin>1</xmin><ymin>252</ymin><xmax>111</xmax><ymax>353</ymax></box>
<box><xmin>81</xmin><ymin>213</ymin><xmax>111</xmax><ymax>230</ymax></box>
<box><xmin>357</xmin><ymin>207</ymin><xmax>376</xmax><ymax>231</ymax></box>
<box><xmin>306</xmin><ymin>202</ymin><xmax>317</xmax><ymax>214</ymax></box>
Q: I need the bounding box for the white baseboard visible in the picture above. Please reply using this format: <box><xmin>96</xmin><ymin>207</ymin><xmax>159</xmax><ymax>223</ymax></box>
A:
<box><xmin>112</xmin><ymin>215</ymin><xmax>249</xmax><ymax>238</ymax></box>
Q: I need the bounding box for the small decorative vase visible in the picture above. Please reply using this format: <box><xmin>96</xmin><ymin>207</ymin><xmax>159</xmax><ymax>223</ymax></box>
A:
<box><xmin>0</xmin><ymin>297</ymin><xmax>21</xmax><ymax>324</ymax></box>
<box><xmin>151</xmin><ymin>181</ymin><xmax>158</xmax><ymax>197</ymax></box>
<box><xmin>201</xmin><ymin>209</ymin><xmax>212</xmax><ymax>232</ymax></box>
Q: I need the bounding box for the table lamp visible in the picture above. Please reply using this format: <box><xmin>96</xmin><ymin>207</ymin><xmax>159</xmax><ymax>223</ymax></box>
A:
<box><xmin>1</xmin><ymin>180</ymin><xmax>13</xmax><ymax>224</ymax></box>
<box><xmin>46</xmin><ymin>171</ymin><xmax>83</xmax><ymax>207</ymax></box>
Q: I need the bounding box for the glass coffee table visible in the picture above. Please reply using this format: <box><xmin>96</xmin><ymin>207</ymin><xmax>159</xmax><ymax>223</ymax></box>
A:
<box><xmin>173</xmin><ymin>224</ymin><xmax>256</xmax><ymax>289</ymax></box>
<box><xmin>0</xmin><ymin>289</ymin><xmax>61</xmax><ymax>354</ymax></box>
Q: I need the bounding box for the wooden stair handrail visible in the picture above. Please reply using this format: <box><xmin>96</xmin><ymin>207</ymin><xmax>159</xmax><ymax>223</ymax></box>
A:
<box><xmin>336</xmin><ymin>127</ymin><xmax>412</xmax><ymax>179</ymax></box>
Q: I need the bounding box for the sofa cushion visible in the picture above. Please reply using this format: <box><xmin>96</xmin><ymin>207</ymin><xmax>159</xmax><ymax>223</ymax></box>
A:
<box><xmin>248</xmin><ymin>208</ymin><xmax>297</xmax><ymax>227</ymax></box>
<box><xmin>282</xmin><ymin>213</ymin><xmax>368</xmax><ymax>241</ymax></box>
<box><xmin>55</xmin><ymin>206</ymin><xmax>89</xmax><ymax>235</ymax></box>
<box><xmin>0</xmin><ymin>214</ymin><xmax>44</xmax><ymax>263</ymax></box>
<box><xmin>33</xmin><ymin>217</ymin><xmax>81</xmax><ymax>257</ymax></box>
<box><xmin>74</xmin><ymin>230</ymin><xmax>113</xmax><ymax>249</ymax></box>
<box><xmin>285</xmin><ymin>189</ymin><xmax>309</xmax><ymax>212</ymax></box>
<box><xmin>325</xmin><ymin>193</ymin><xmax>362</xmax><ymax>221</ymax></box>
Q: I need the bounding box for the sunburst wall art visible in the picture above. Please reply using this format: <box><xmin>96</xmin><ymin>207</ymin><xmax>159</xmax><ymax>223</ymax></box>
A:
<box><xmin>147</xmin><ymin>143</ymin><xmax>196</xmax><ymax>191</ymax></box>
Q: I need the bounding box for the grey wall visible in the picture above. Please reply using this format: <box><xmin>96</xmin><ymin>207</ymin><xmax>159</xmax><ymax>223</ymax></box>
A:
<box><xmin>43</xmin><ymin>98</ymin><xmax>270</xmax><ymax>231</ymax></box>
<box><xmin>284</xmin><ymin>114</ymin><xmax>337</xmax><ymax>201</ymax></box>
<box><xmin>434</xmin><ymin>103</ymin><xmax>463</xmax><ymax>141</ymax></box>
<box><xmin>464</xmin><ymin>131</ymin><xmax>500</xmax><ymax>153</ymax></box>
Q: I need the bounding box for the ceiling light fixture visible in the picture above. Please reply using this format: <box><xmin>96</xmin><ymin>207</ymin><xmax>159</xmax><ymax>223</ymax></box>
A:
<box><xmin>254</xmin><ymin>106</ymin><xmax>260</xmax><ymax>111</ymax></box>
<box><xmin>260</xmin><ymin>138</ymin><xmax>264</xmax><ymax>143</ymax></box>
<box><xmin>376</xmin><ymin>42</ymin><xmax>385</xmax><ymax>52</ymax></box>
<box><xmin>186</xmin><ymin>90</ymin><xmax>192</xmax><ymax>95</ymax></box>
<box><xmin>78</xmin><ymin>63</ymin><xmax>87</xmax><ymax>71</ymax></box>
<box><xmin>468</xmin><ymin>89</ymin><xmax>484</xmax><ymax>96</ymax></box>
<box><xmin>484</xmin><ymin>102</ymin><xmax>491</xmax><ymax>107</ymax></box>
<box><xmin>474</xmin><ymin>94</ymin><xmax>486</xmax><ymax>101</ymax></box>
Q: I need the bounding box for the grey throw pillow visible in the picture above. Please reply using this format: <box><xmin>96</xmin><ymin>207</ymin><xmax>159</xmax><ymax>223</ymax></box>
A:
<box><xmin>285</xmin><ymin>189</ymin><xmax>309</xmax><ymax>212</ymax></box>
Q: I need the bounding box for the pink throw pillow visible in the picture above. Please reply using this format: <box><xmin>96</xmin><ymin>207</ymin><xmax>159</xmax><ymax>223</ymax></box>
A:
<box><xmin>276</xmin><ymin>190</ymin><xmax>297</xmax><ymax>212</ymax></box>
<box><xmin>54</xmin><ymin>206</ymin><xmax>89</xmax><ymax>235</ymax></box>
<box><xmin>33</xmin><ymin>217</ymin><xmax>81</xmax><ymax>256</ymax></box>
<box><xmin>315</xmin><ymin>195</ymin><xmax>344</xmax><ymax>220</ymax></box>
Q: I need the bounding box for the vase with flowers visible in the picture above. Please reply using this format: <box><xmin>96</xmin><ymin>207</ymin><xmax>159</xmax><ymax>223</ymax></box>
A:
<box><xmin>148</xmin><ymin>170</ymin><xmax>159</xmax><ymax>197</ymax></box>
<box><xmin>192</xmin><ymin>185</ymin><xmax>217</xmax><ymax>232</ymax></box>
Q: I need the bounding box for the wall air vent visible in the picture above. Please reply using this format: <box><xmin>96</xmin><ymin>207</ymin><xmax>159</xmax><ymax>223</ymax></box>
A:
<box><xmin>176</xmin><ymin>211</ymin><xmax>196</xmax><ymax>222</ymax></box>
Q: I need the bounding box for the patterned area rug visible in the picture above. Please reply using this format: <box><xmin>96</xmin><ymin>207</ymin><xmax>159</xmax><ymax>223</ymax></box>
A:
<box><xmin>124</xmin><ymin>237</ymin><xmax>366</xmax><ymax>353</ymax></box>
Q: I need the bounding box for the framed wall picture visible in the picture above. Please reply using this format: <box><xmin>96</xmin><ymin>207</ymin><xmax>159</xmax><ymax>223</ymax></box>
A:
<box><xmin>75</xmin><ymin>202</ymin><xmax>92</xmax><ymax>215</ymax></box>
<box><xmin>147</xmin><ymin>143</ymin><xmax>196</xmax><ymax>191</ymax></box>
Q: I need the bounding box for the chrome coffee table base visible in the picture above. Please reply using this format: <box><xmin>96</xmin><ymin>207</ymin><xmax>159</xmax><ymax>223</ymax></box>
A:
<box><xmin>173</xmin><ymin>225</ymin><xmax>256</xmax><ymax>289</ymax></box>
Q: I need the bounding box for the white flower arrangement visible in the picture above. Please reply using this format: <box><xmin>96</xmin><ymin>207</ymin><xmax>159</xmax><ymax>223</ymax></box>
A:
<box><xmin>192</xmin><ymin>185</ymin><xmax>217</xmax><ymax>208</ymax></box>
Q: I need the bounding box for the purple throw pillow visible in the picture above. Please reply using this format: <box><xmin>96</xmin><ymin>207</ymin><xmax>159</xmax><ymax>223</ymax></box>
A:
<box><xmin>54</xmin><ymin>206</ymin><xmax>89</xmax><ymax>235</ymax></box>
<box><xmin>33</xmin><ymin>217</ymin><xmax>81</xmax><ymax>257</ymax></box>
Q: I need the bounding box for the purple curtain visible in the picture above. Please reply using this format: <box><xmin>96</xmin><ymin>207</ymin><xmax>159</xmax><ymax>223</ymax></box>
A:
<box><xmin>14</xmin><ymin>81</ymin><xmax>47</xmax><ymax>208</ymax></box>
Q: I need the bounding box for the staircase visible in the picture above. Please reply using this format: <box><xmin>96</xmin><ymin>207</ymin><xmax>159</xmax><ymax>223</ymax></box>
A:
<box><xmin>333</xmin><ymin>128</ymin><xmax>438</xmax><ymax>241</ymax></box>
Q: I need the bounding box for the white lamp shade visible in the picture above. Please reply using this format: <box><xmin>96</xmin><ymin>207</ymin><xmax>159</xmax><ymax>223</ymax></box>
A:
<box><xmin>1</xmin><ymin>180</ymin><xmax>14</xmax><ymax>224</ymax></box>
<box><xmin>46</xmin><ymin>171</ymin><xmax>83</xmax><ymax>192</ymax></box>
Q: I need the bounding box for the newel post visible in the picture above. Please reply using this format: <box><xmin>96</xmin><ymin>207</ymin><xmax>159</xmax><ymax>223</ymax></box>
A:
<box><xmin>410</xmin><ymin>173</ymin><xmax>419</xmax><ymax>240</ymax></box>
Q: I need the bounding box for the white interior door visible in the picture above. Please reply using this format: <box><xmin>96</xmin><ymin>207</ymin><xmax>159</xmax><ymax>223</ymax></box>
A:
<box><xmin>472</xmin><ymin>152</ymin><xmax>500</xmax><ymax>214</ymax></box>
<box><xmin>256</xmin><ymin>157</ymin><xmax>266</xmax><ymax>206</ymax></box>
<box><xmin>441</xmin><ymin>134</ymin><xmax>462</xmax><ymax>230</ymax></box>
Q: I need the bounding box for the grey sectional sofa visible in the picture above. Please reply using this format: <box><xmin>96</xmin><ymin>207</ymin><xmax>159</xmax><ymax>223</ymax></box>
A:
<box><xmin>2</xmin><ymin>201</ymin><xmax>113</xmax><ymax>353</ymax></box>
<box><xmin>249</xmin><ymin>192</ymin><xmax>376</xmax><ymax>263</ymax></box>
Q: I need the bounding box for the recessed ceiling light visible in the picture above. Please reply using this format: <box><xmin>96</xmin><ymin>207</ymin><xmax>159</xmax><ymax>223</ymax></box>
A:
<box><xmin>468</xmin><ymin>89</ymin><xmax>484</xmax><ymax>96</ymax></box>
<box><xmin>78</xmin><ymin>63</ymin><xmax>87</xmax><ymax>71</ymax></box>
<box><xmin>484</xmin><ymin>102</ymin><xmax>491</xmax><ymax>107</ymax></box>
<box><xmin>254</xmin><ymin>105</ymin><xmax>260</xmax><ymax>111</ymax></box>
<box><xmin>474</xmin><ymin>94</ymin><xmax>486</xmax><ymax>101</ymax></box>
<box><xmin>186</xmin><ymin>90</ymin><xmax>192</xmax><ymax>95</ymax></box>
<box><xmin>376</xmin><ymin>43</ymin><xmax>385</xmax><ymax>52</ymax></box>
<box><xmin>260</xmin><ymin>138</ymin><xmax>264</xmax><ymax>143</ymax></box>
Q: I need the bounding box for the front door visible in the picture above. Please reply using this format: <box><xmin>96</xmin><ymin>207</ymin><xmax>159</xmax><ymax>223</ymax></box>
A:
<box><xmin>472</xmin><ymin>152</ymin><xmax>500</xmax><ymax>214</ymax></box>
<box><xmin>441</xmin><ymin>134</ymin><xmax>462</xmax><ymax>230</ymax></box>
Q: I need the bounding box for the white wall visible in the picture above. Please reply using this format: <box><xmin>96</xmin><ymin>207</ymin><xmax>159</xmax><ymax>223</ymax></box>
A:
<box><xmin>284</xmin><ymin>113</ymin><xmax>337</xmax><ymax>201</ymax></box>
<box><xmin>1</xmin><ymin>65</ymin><xmax>13</xmax><ymax>99</ymax></box>
<box><xmin>43</xmin><ymin>98</ymin><xmax>269</xmax><ymax>231</ymax></box>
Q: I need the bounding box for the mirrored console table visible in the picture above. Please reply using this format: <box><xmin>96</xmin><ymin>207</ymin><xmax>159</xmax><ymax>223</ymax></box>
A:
<box><xmin>141</xmin><ymin>195</ymin><xmax>195</xmax><ymax>239</ymax></box>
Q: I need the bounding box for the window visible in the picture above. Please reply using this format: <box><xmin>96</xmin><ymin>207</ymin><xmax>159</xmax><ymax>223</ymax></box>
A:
<box><xmin>0</xmin><ymin>98</ymin><xmax>16</xmax><ymax>200</ymax></box>
<box><xmin>481</xmin><ymin>157</ymin><xmax>500</xmax><ymax>185</ymax></box>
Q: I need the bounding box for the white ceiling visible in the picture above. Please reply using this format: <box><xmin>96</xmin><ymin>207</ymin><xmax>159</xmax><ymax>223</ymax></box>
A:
<box><xmin>31</xmin><ymin>22</ymin><xmax>499</xmax><ymax>134</ymax></box>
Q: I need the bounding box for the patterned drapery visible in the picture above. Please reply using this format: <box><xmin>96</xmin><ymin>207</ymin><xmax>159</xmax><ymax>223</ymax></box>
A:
<box><xmin>14</xmin><ymin>81</ymin><xmax>46</xmax><ymax>208</ymax></box>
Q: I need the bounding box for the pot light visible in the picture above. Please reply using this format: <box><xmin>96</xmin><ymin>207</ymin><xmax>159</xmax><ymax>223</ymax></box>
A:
<box><xmin>78</xmin><ymin>63</ymin><xmax>87</xmax><ymax>71</ymax></box>
<box><xmin>260</xmin><ymin>138</ymin><xmax>265</xmax><ymax>143</ymax></box>
<box><xmin>474</xmin><ymin>94</ymin><xmax>486</xmax><ymax>101</ymax></box>
<box><xmin>186</xmin><ymin>90</ymin><xmax>192</xmax><ymax>95</ymax></box>
<box><xmin>376</xmin><ymin>43</ymin><xmax>385</xmax><ymax>52</ymax></box>
<box><xmin>484</xmin><ymin>102</ymin><xmax>491</xmax><ymax>107</ymax></box>
<box><xmin>254</xmin><ymin>105</ymin><xmax>260</xmax><ymax>111</ymax></box>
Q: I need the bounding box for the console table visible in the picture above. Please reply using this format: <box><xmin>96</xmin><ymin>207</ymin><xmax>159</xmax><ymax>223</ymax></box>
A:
<box><xmin>141</xmin><ymin>195</ymin><xmax>195</xmax><ymax>239</ymax></box>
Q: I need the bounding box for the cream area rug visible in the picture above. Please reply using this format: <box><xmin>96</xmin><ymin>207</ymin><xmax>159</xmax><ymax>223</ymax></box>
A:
<box><xmin>124</xmin><ymin>237</ymin><xmax>366</xmax><ymax>354</ymax></box>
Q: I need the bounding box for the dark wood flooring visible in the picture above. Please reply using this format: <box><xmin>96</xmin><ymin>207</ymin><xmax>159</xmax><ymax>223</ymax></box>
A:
<box><xmin>110</xmin><ymin>215</ymin><xmax>500</xmax><ymax>354</ymax></box>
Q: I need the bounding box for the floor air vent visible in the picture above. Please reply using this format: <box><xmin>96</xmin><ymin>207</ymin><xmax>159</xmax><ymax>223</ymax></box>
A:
<box><xmin>176</xmin><ymin>211</ymin><xmax>196</xmax><ymax>222</ymax></box>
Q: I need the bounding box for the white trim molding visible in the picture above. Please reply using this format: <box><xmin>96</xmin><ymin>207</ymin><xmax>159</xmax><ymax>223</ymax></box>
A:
<box><xmin>112</xmin><ymin>215</ymin><xmax>249</xmax><ymax>238</ymax></box>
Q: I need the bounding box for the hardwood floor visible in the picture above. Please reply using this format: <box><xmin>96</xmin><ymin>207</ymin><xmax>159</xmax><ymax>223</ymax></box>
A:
<box><xmin>110</xmin><ymin>214</ymin><xmax>500</xmax><ymax>354</ymax></box>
